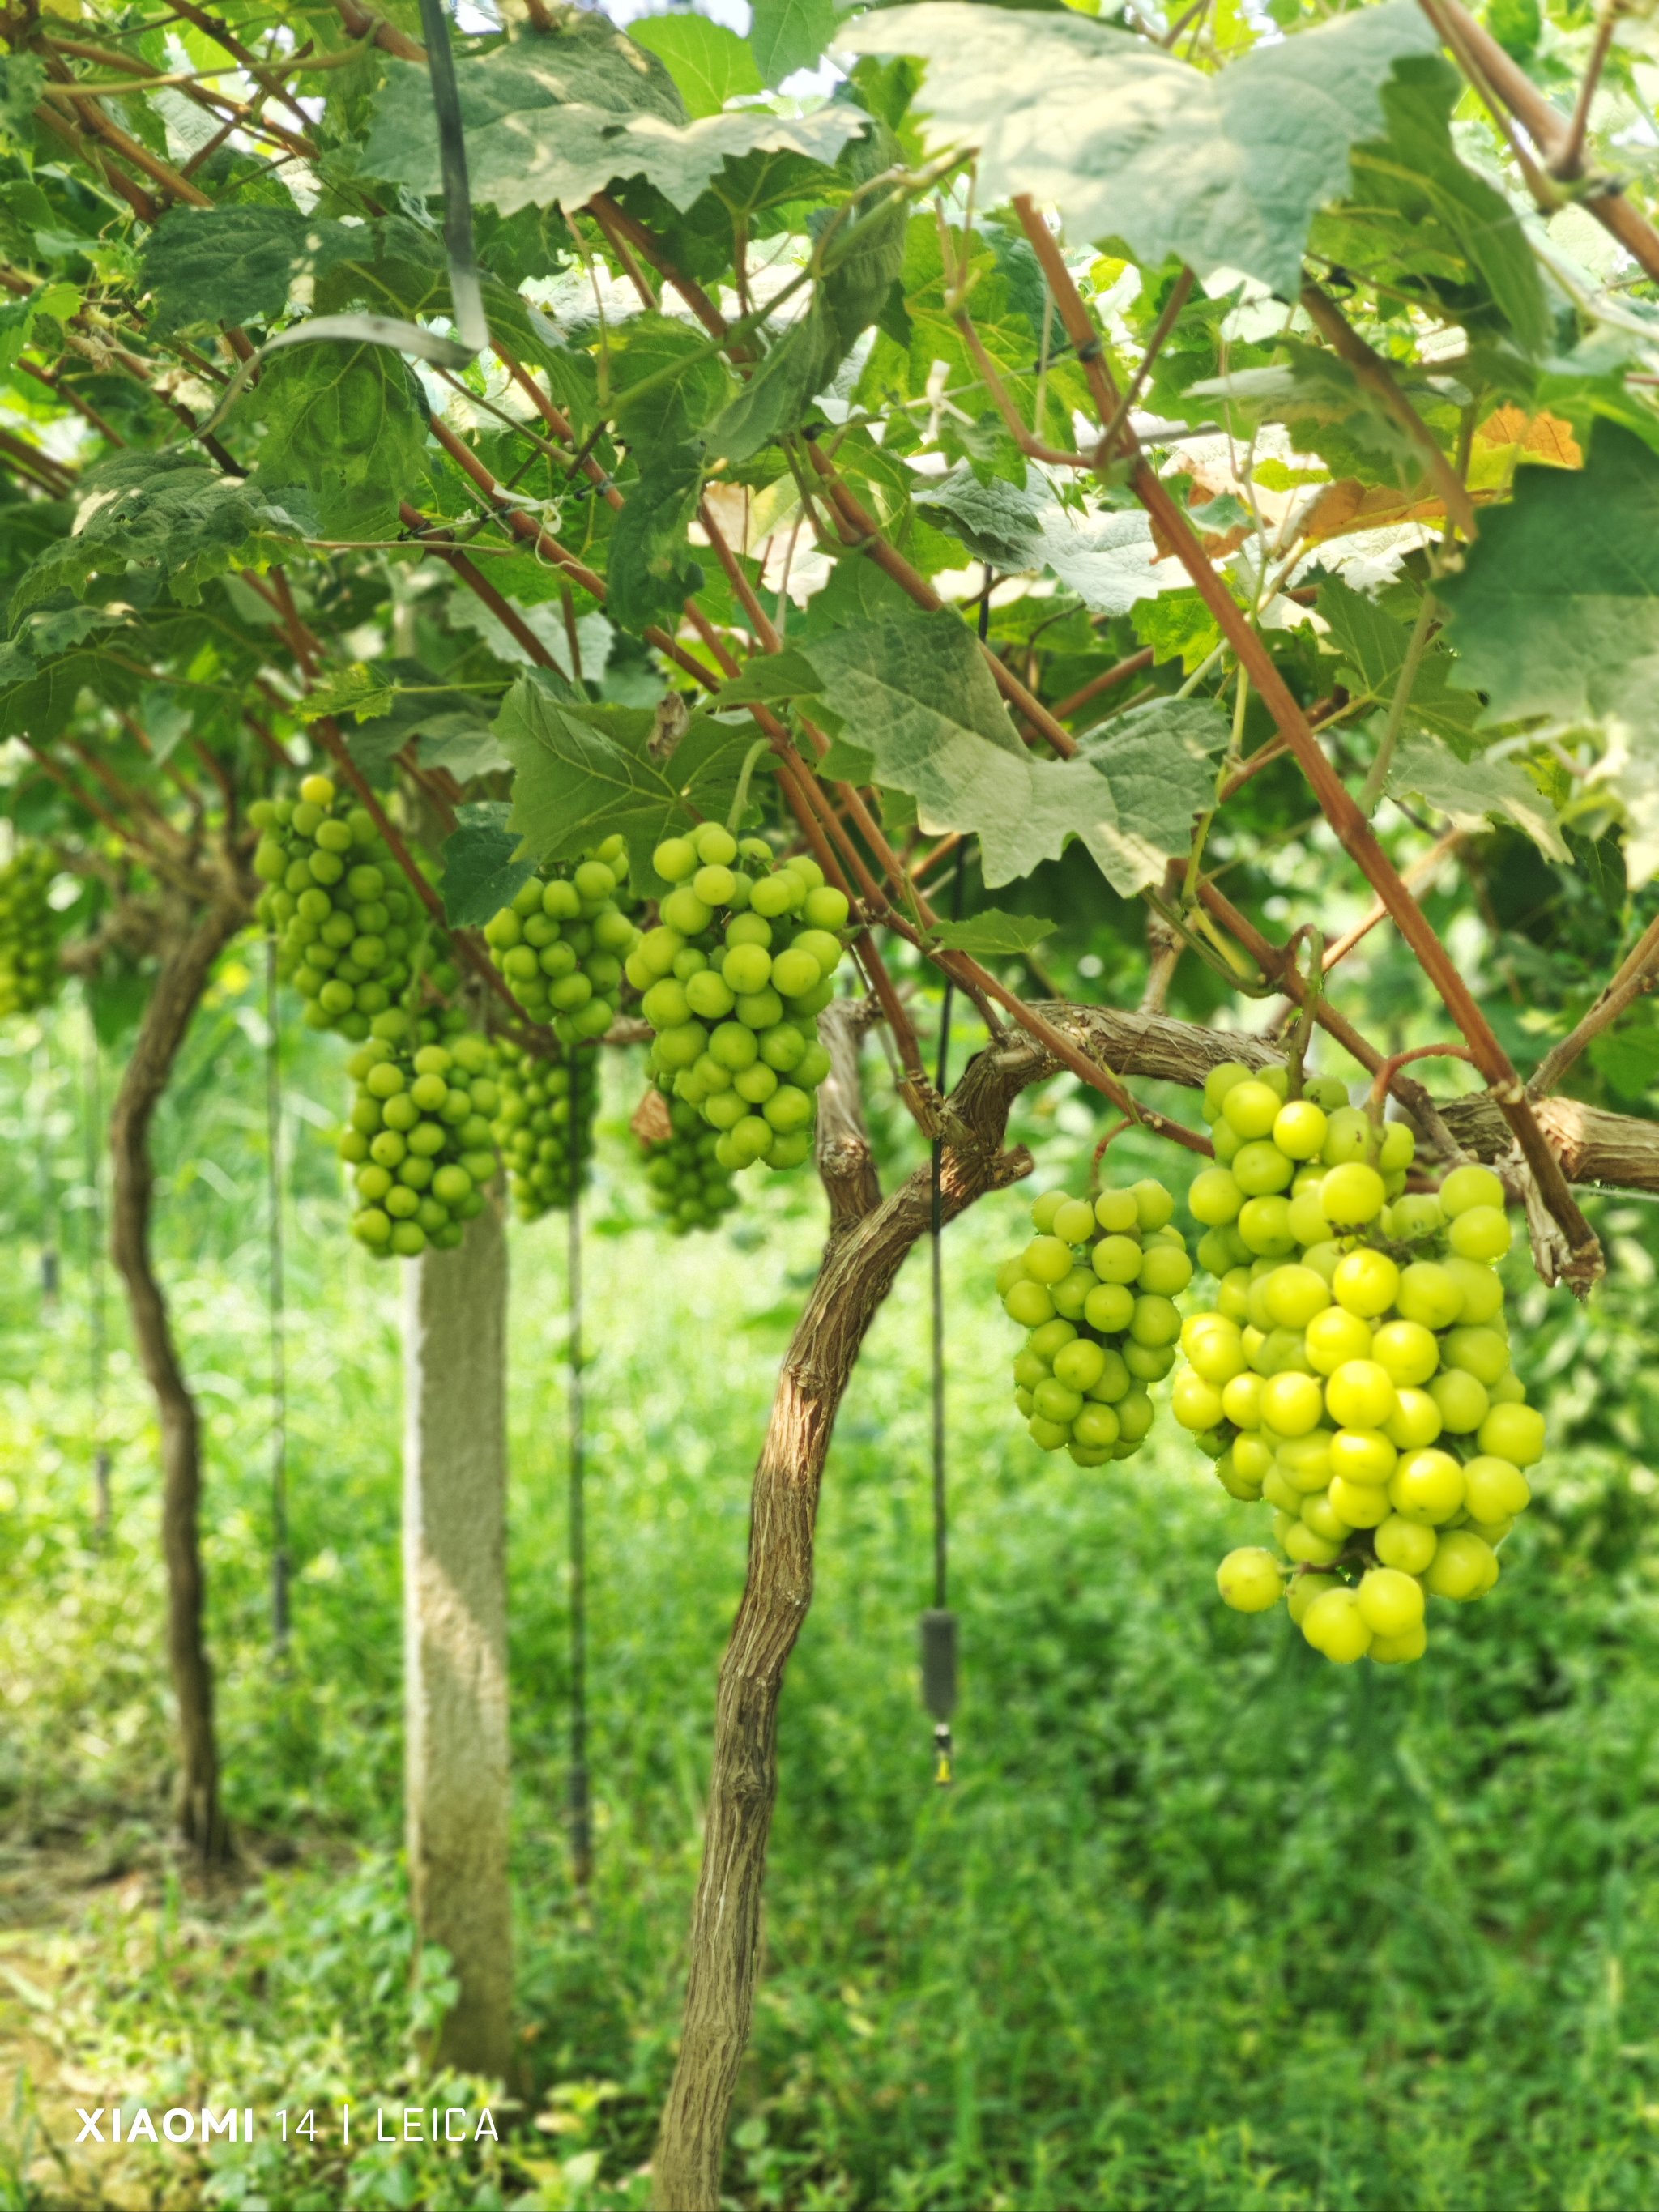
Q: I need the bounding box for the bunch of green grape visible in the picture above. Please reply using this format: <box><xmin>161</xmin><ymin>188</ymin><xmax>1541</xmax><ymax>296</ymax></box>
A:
<box><xmin>0</xmin><ymin>844</ymin><xmax>59</xmax><ymax>1017</ymax></box>
<box><xmin>994</xmin><ymin>1178</ymin><xmax>1187</xmax><ymax>1466</ymax></box>
<box><xmin>638</xmin><ymin>1091</ymin><xmax>741</xmax><ymax>1234</ymax></box>
<box><xmin>336</xmin><ymin>1006</ymin><xmax>500</xmax><ymax>1258</ymax></box>
<box><xmin>492</xmin><ymin>1039</ymin><xmax>599</xmax><ymax>1220</ymax></box>
<box><xmin>1178</xmin><ymin>1060</ymin><xmax>1545</xmax><ymax>1666</ymax></box>
<box><xmin>632</xmin><ymin>825</ymin><xmax>848</xmax><ymax>1174</ymax></box>
<box><xmin>481</xmin><ymin>839</ymin><xmax>638</xmax><ymax>1043</ymax></box>
<box><xmin>253</xmin><ymin>774</ymin><xmax>417</xmax><ymax>1040</ymax></box>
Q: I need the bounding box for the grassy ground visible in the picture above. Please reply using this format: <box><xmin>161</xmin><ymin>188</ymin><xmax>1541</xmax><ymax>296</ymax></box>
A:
<box><xmin>6</xmin><ymin>991</ymin><xmax>1659</xmax><ymax>2210</ymax></box>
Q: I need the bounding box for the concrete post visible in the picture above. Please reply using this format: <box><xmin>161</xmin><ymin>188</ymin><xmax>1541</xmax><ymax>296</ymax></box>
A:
<box><xmin>402</xmin><ymin>1197</ymin><xmax>513</xmax><ymax>2078</ymax></box>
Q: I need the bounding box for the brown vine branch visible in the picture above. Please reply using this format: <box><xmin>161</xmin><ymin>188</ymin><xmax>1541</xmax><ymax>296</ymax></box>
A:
<box><xmin>1009</xmin><ymin>196</ymin><xmax>1602</xmax><ymax>1289</ymax></box>
<box><xmin>1530</xmin><ymin>908</ymin><xmax>1659</xmax><ymax>1097</ymax></box>
<box><xmin>1422</xmin><ymin>0</ymin><xmax>1659</xmax><ymax>282</ymax></box>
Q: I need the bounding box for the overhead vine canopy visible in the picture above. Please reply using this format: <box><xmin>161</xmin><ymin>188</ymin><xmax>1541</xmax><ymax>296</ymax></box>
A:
<box><xmin>5</xmin><ymin>0</ymin><xmax>1659</xmax><ymax>1264</ymax></box>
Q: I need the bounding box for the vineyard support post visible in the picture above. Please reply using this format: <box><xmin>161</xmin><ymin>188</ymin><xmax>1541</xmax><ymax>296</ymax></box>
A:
<box><xmin>401</xmin><ymin>1194</ymin><xmax>514</xmax><ymax>2078</ymax></box>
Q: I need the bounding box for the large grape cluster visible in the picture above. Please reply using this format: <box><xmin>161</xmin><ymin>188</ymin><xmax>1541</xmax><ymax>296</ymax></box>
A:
<box><xmin>254</xmin><ymin>774</ymin><xmax>416</xmax><ymax>1041</ymax></box>
<box><xmin>1179</xmin><ymin>1061</ymin><xmax>1545</xmax><ymax>1666</ymax></box>
<box><xmin>995</xmin><ymin>1178</ymin><xmax>1186</xmax><ymax>1466</ymax></box>
<box><xmin>638</xmin><ymin>1092</ymin><xmax>740</xmax><ymax>1234</ymax></box>
<box><xmin>492</xmin><ymin>1040</ymin><xmax>599</xmax><ymax>1220</ymax></box>
<box><xmin>0</xmin><ymin>844</ymin><xmax>58</xmax><ymax>1017</ymax></box>
<box><xmin>481</xmin><ymin>839</ymin><xmax>638</xmax><ymax>1044</ymax></box>
<box><xmin>336</xmin><ymin>1008</ymin><xmax>500</xmax><ymax>1259</ymax></box>
<box><xmin>633</xmin><ymin>825</ymin><xmax>847</xmax><ymax>1174</ymax></box>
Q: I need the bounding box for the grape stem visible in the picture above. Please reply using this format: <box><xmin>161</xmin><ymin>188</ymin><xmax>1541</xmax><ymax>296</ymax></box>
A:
<box><xmin>1367</xmin><ymin>1045</ymin><xmax>1479</xmax><ymax>1136</ymax></box>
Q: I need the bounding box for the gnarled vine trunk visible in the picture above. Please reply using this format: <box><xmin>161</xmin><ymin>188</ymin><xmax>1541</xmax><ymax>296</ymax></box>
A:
<box><xmin>650</xmin><ymin>1008</ymin><xmax>1033</xmax><ymax>2210</ymax></box>
<box><xmin>109</xmin><ymin>891</ymin><xmax>246</xmax><ymax>1863</ymax></box>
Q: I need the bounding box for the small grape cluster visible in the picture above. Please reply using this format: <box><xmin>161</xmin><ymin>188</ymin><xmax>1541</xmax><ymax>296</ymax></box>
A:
<box><xmin>0</xmin><ymin>844</ymin><xmax>58</xmax><ymax>1017</ymax></box>
<box><xmin>995</xmin><ymin>1178</ymin><xmax>1186</xmax><ymax>1466</ymax></box>
<box><xmin>492</xmin><ymin>1040</ymin><xmax>599</xmax><ymax>1220</ymax></box>
<box><xmin>337</xmin><ymin>1008</ymin><xmax>500</xmax><ymax>1259</ymax></box>
<box><xmin>1178</xmin><ymin>1060</ymin><xmax>1545</xmax><ymax>1666</ymax></box>
<box><xmin>254</xmin><ymin>775</ymin><xmax>417</xmax><ymax>1041</ymax></box>
<box><xmin>638</xmin><ymin>1093</ymin><xmax>741</xmax><ymax>1235</ymax></box>
<box><xmin>481</xmin><ymin>839</ymin><xmax>638</xmax><ymax>1043</ymax></box>
<box><xmin>633</xmin><ymin>825</ymin><xmax>848</xmax><ymax>1174</ymax></box>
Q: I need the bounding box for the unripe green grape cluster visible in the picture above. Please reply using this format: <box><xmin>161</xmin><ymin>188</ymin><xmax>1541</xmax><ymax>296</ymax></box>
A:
<box><xmin>1182</xmin><ymin>1060</ymin><xmax>1544</xmax><ymax>1666</ymax></box>
<box><xmin>481</xmin><ymin>839</ymin><xmax>638</xmax><ymax>1044</ymax></box>
<box><xmin>336</xmin><ymin>1007</ymin><xmax>500</xmax><ymax>1259</ymax></box>
<box><xmin>254</xmin><ymin>775</ymin><xmax>419</xmax><ymax>1041</ymax></box>
<box><xmin>492</xmin><ymin>1040</ymin><xmax>599</xmax><ymax>1220</ymax></box>
<box><xmin>638</xmin><ymin>1092</ymin><xmax>740</xmax><ymax>1234</ymax></box>
<box><xmin>634</xmin><ymin>825</ymin><xmax>850</xmax><ymax>1174</ymax></box>
<box><xmin>0</xmin><ymin>844</ymin><xmax>59</xmax><ymax>1017</ymax></box>
<box><xmin>995</xmin><ymin>1178</ymin><xmax>1186</xmax><ymax>1466</ymax></box>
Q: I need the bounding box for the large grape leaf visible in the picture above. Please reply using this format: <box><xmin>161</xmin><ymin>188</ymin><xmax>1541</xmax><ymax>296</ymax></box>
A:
<box><xmin>802</xmin><ymin>608</ymin><xmax>1227</xmax><ymax>891</ymax></box>
<box><xmin>915</xmin><ymin>466</ymin><xmax>1175</xmax><ymax>616</ymax></box>
<box><xmin>8</xmin><ymin>450</ymin><xmax>305</xmax><ymax>618</ymax></box>
<box><xmin>241</xmin><ymin>343</ymin><xmax>429</xmax><ymax>541</ymax></box>
<box><xmin>1435</xmin><ymin>422</ymin><xmax>1659</xmax><ymax>729</ymax></box>
<box><xmin>1386</xmin><ymin>732</ymin><xmax>1566</xmax><ymax>860</ymax></box>
<box><xmin>142</xmin><ymin>207</ymin><xmax>371</xmax><ymax>332</ymax></box>
<box><xmin>497</xmin><ymin>676</ymin><xmax>769</xmax><ymax>889</ymax></box>
<box><xmin>441</xmin><ymin>803</ymin><xmax>536</xmax><ymax>927</ymax></box>
<box><xmin>364</xmin><ymin>34</ymin><xmax>865</xmax><ymax>216</ymax></box>
<box><xmin>836</xmin><ymin>0</ymin><xmax>1439</xmax><ymax>293</ymax></box>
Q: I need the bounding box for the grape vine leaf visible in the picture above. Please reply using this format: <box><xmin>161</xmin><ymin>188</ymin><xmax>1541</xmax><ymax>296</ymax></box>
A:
<box><xmin>928</xmin><ymin>909</ymin><xmax>1055</xmax><ymax>956</ymax></box>
<box><xmin>629</xmin><ymin>14</ymin><xmax>761</xmax><ymax>117</ymax></box>
<box><xmin>750</xmin><ymin>0</ymin><xmax>838</xmax><ymax>88</ymax></box>
<box><xmin>836</xmin><ymin>0</ymin><xmax>1439</xmax><ymax>293</ymax></box>
<box><xmin>8</xmin><ymin>450</ymin><xmax>305</xmax><ymax>618</ymax></box>
<box><xmin>714</xmin><ymin>647</ymin><xmax>823</xmax><ymax>704</ymax></box>
<box><xmin>241</xmin><ymin>343</ymin><xmax>429</xmax><ymax>542</ymax></box>
<box><xmin>1315</xmin><ymin>575</ymin><xmax>1478</xmax><ymax>744</ymax></box>
<box><xmin>1386</xmin><ymin>732</ymin><xmax>1567</xmax><ymax>861</ymax></box>
<box><xmin>1435</xmin><ymin>420</ymin><xmax>1659</xmax><ymax>880</ymax></box>
<box><xmin>705</xmin><ymin>126</ymin><xmax>905</xmax><ymax>462</ymax></box>
<box><xmin>802</xmin><ymin>609</ymin><xmax>1227</xmax><ymax>891</ymax></box>
<box><xmin>914</xmin><ymin>466</ymin><xmax>1175</xmax><ymax>615</ymax></box>
<box><xmin>441</xmin><ymin>803</ymin><xmax>536</xmax><ymax>927</ymax></box>
<box><xmin>497</xmin><ymin>675</ymin><xmax>770</xmax><ymax>889</ymax></box>
<box><xmin>606</xmin><ymin>445</ymin><xmax>706</xmax><ymax>632</ymax></box>
<box><xmin>142</xmin><ymin>207</ymin><xmax>370</xmax><ymax>332</ymax></box>
<box><xmin>365</xmin><ymin>38</ymin><xmax>865</xmax><ymax>217</ymax></box>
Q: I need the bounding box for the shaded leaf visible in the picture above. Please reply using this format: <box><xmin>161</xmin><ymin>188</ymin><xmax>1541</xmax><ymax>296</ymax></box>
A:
<box><xmin>9</xmin><ymin>450</ymin><xmax>304</xmax><ymax>618</ymax></box>
<box><xmin>1316</xmin><ymin>575</ymin><xmax>1478</xmax><ymax>745</ymax></box>
<box><xmin>915</xmin><ymin>465</ymin><xmax>1175</xmax><ymax>615</ymax></box>
<box><xmin>1387</xmin><ymin>731</ymin><xmax>1566</xmax><ymax>861</ymax></box>
<box><xmin>715</xmin><ymin>648</ymin><xmax>824</xmax><ymax>704</ymax></box>
<box><xmin>607</xmin><ymin>445</ymin><xmax>706</xmax><ymax>632</ymax></box>
<box><xmin>497</xmin><ymin>676</ymin><xmax>767</xmax><ymax>888</ymax></box>
<box><xmin>244</xmin><ymin>342</ymin><xmax>429</xmax><ymax>541</ymax></box>
<box><xmin>441</xmin><ymin>802</ymin><xmax>535</xmax><ymax>927</ymax></box>
<box><xmin>142</xmin><ymin>207</ymin><xmax>369</xmax><ymax>332</ymax></box>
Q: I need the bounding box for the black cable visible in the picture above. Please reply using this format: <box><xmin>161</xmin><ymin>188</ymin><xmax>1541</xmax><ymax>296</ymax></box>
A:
<box><xmin>267</xmin><ymin>936</ymin><xmax>291</xmax><ymax>1658</ymax></box>
<box><xmin>922</xmin><ymin>839</ymin><xmax>970</xmax><ymax>1784</ymax></box>
<box><xmin>567</xmin><ymin>1042</ymin><xmax>593</xmax><ymax>1898</ymax></box>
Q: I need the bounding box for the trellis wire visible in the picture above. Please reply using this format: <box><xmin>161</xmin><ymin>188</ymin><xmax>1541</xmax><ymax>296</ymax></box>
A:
<box><xmin>267</xmin><ymin>936</ymin><xmax>291</xmax><ymax>1656</ymax></box>
<box><xmin>567</xmin><ymin>1041</ymin><xmax>593</xmax><ymax>1898</ymax></box>
<box><xmin>83</xmin><ymin>995</ymin><xmax>110</xmax><ymax>1539</ymax></box>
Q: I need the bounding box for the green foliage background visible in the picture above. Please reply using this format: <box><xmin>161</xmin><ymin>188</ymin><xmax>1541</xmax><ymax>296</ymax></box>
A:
<box><xmin>5</xmin><ymin>976</ymin><xmax>1659</xmax><ymax>2212</ymax></box>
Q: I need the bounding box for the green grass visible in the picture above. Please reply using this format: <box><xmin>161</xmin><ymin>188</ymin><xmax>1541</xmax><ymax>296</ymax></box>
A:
<box><xmin>6</xmin><ymin>999</ymin><xmax>1659</xmax><ymax>2210</ymax></box>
